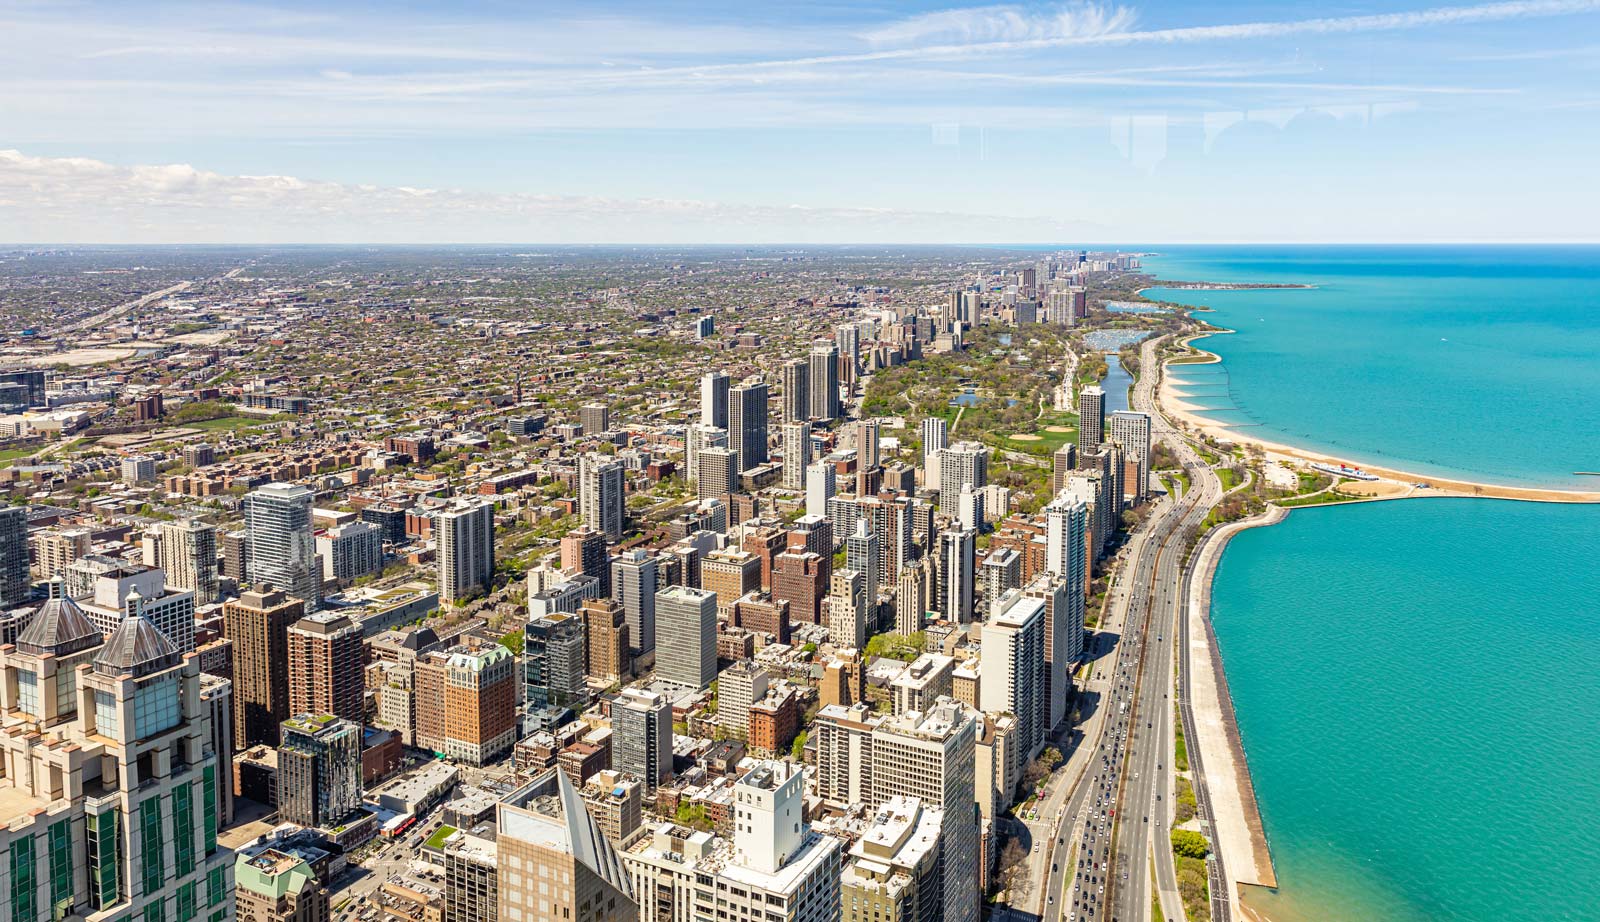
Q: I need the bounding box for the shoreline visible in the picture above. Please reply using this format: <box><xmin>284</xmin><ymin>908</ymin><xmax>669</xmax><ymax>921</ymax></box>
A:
<box><xmin>1184</xmin><ymin>506</ymin><xmax>1285</xmax><ymax>913</ymax></box>
<box><xmin>1161</xmin><ymin>330</ymin><xmax>1600</xmax><ymax>504</ymax></box>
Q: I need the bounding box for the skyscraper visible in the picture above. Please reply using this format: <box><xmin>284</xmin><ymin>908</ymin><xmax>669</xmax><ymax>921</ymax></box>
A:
<box><xmin>612</xmin><ymin>687</ymin><xmax>673</xmax><ymax>789</ymax></box>
<box><xmin>0</xmin><ymin>610</ymin><xmax>232</xmax><ymax>922</ymax></box>
<box><xmin>655</xmin><ymin>585</ymin><xmax>716</xmax><ymax>690</ymax></box>
<box><xmin>579</xmin><ymin>455</ymin><xmax>627</xmax><ymax>542</ymax></box>
<box><xmin>845</xmin><ymin>519</ymin><xmax>881</xmax><ymax>601</ymax></box>
<box><xmin>1077</xmin><ymin>385</ymin><xmax>1106</xmax><ymax>453</ymax></box>
<box><xmin>436</xmin><ymin>498</ymin><xmax>495</xmax><ymax>604</ymax></box>
<box><xmin>580</xmin><ymin>402</ymin><xmax>611</xmax><ymax>435</ymax></box>
<box><xmin>809</xmin><ymin>342</ymin><xmax>840</xmax><ymax>422</ymax></box>
<box><xmin>1110</xmin><ymin>410</ymin><xmax>1152</xmax><ymax>501</ymax></box>
<box><xmin>562</xmin><ymin>527</ymin><xmax>612</xmax><ymax>596</ymax></box>
<box><xmin>938</xmin><ymin>442</ymin><xmax>988</xmax><ymax>512</ymax></box>
<box><xmin>245</xmin><ymin>481</ymin><xmax>320</xmax><ymax>610</ymax></box>
<box><xmin>1024</xmin><ymin>573</ymin><xmax>1079</xmax><ymax>733</ymax></box>
<box><xmin>278</xmin><ymin>713</ymin><xmax>364</xmax><ymax>829</ymax></box>
<box><xmin>870</xmin><ymin>699</ymin><xmax>980</xmax><ymax>922</ymax></box>
<box><xmin>982</xmin><ymin>591</ymin><xmax>1047</xmax><ymax>759</ymax></box>
<box><xmin>288</xmin><ymin>610</ymin><xmax>364</xmax><ymax>723</ymax></box>
<box><xmin>160</xmin><ymin>518</ymin><xmax>219</xmax><ymax>605</ymax></box>
<box><xmin>829</xmin><ymin>567</ymin><xmax>868</xmax><ymax>649</ymax></box>
<box><xmin>496</xmin><ymin>771</ymin><xmax>638</xmax><ymax>922</ymax></box>
<box><xmin>805</xmin><ymin>461</ymin><xmax>835</xmax><ymax>519</ymax></box>
<box><xmin>920</xmin><ymin>416</ymin><xmax>948</xmax><ymax>492</ymax></box>
<box><xmin>854</xmin><ymin>418</ymin><xmax>880</xmax><ymax>470</ymax></box>
<box><xmin>316</xmin><ymin>520</ymin><xmax>383</xmax><ymax>583</ymax></box>
<box><xmin>896</xmin><ymin>559</ymin><xmax>932</xmax><ymax>635</ymax></box>
<box><xmin>700</xmin><ymin>370</ymin><xmax>730</xmax><ymax>429</ymax></box>
<box><xmin>581</xmin><ymin>597</ymin><xmax>629</xmax><ymax>683</ymax></box>
<box><xmin>782</xmin><ymin>421</ymin><xmax>811</xmax><ymax>490</ymax></box>
<box><xmin>610</xmin><ymin>549</ymin><xmax>657</xmax><ymax>655</ymax></box>
<box><xmin>728</xmin><ymin>380</ymin><xmax>769</xmax><ymax>471</ymax></box>
<box><xmin>938</xmin><ymin>528</ymin><xmax>976</xmax><ymax>623</ymax></box>
<box><xmin>225</xmin><ymin>587</ymin><xmax>304</xmax><ymax>749</ymax></box>
<box><xmin>781</xmin><ymin>357</ymin><xmax>810</xmax><ymax>424</ymax></box>
<box><xmin>525</xmin><ymin>610</ymin><xmax>587</xmax><ymax>709</ymax></box>
<box><xmin>696</xmin><ymin>445</ymin><xmax>739</xmax><ymax>504</ymax></box>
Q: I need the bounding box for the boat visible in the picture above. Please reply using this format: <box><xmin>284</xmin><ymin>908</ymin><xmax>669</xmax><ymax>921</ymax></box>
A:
<box><xmin>1311</xmin><ymin>461</ymin><xmax>1380</xmax><ymax>481</ymax></box>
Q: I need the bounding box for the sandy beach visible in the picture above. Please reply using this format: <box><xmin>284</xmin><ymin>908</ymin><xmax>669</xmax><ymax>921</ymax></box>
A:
<box><xmin>1161</xmin><ymin>332</ymin><xmax>1600</xmax><ymax>504</ymax></box>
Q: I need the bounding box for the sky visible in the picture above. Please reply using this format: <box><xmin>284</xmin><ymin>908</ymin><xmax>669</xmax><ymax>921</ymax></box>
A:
<box><xmin>2</xmin><ymin>0</ymin><xmax>1600</xmax><ymax>244</ymax></box>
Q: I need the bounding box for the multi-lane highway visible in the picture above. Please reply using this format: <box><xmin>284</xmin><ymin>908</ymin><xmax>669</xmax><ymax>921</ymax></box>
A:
<box><xmin>1032</xmin><ymin>334</ymin><xmax>1227</xmax><ymax>922</ymax></box>
<box><xmin>1106</xmin><ymin>335</ymin><xmax>1227</xmax><ymax>922</ymax></box>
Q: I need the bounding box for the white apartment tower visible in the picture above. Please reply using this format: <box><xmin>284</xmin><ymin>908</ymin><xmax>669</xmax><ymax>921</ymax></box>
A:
<box><xmin>580</xmin><ymin>454</ymin><xmax>627</xmax><ymax>541</ymax></box>
<box><xmin>436</xmin><ymin>499</ymin><xmax>495</xmax><ymax>604</ymax></box>
<box><xmin>245</xmin><ymin>481</ymin><xmax>321</xmax><ymax>610</ymax></box>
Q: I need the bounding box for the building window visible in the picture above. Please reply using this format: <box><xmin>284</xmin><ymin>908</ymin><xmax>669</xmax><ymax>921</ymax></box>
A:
<box><xmin>140</xmin><ymin>797</ymin><xmax>165</xmax><ymax>896</ymax></box>
<box><xmin>93</xmin><ymin>689</ymin><xmax>120</xmax><ymax>738</ymax></box>
<box><xmin>9</xmin><ymin>836</ymin><xmax>36</xmax><ymax>922</ymax></box>
<box><xmin>16</xmin><ymin>670</ymin><xmax>39</xmax><ymax>718</ymax></box>
<box><xmin>48</xmin><ymin>820</ymin><xmax>72</xmax><ymax>910</ymax></box>
<box><xmin>172</xmin><ymin>787</ymin><xmax>195</xmax><ymax>877</ymax></box>
<box><xmin>87</xmin><ymin>811</ymin><xmax>122</xmax><ymax>909</ymax></box>
<box><xmin>201</xmin><ymin>768</ymin><xmax>218</xmax><ymax>855</ymax></box>
<box><xmin>133</xmin><ymin>675</ymin><xmax>181</xmax><ymax>740</ymax></box>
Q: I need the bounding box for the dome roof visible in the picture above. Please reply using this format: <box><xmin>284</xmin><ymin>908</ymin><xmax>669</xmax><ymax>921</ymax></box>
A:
<box><xmin>16</xmin><ymin>590</ymin><xmax>100</xmax><ymax>658</ymax></box>
<box><xmin>93</xmin><ymin>614</ymin><xmax>181</xmax><ymax>678</ymax></box>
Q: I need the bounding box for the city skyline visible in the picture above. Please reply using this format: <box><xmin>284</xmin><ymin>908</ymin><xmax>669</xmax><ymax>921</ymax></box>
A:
<box><xmin>4</xmin><ymin>0</ymin><xmax>1600</xmax><ymax>243</ymax></box>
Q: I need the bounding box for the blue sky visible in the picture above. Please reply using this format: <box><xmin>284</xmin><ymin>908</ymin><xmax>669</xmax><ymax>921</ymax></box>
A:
<box><xmin>2</xmin><ymin>0</ymin><xmax>1599</xmax><ymax>243</ymax></box>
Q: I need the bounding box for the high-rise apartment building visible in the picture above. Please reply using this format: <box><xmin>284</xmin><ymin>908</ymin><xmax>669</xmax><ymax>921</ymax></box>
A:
<box><xmin>937</xmin><ymin>527</ymin><xmax>976</xmax><ymax>623</ymax></box>
<box><xmin>579</xmin><ymin>456</ymin><xmax>627</xmax><ymax>542</ymax></box>
<box><xmin>415</xmin><ymin>642</ymin><xmax>517</xmax><ymax>765</ymax></box>
<box><xmin>246</xmin><ymin>482</ymin><xmax>321</xmax><ymax>610</ymax></box>
<box><xmin>805</xmin><ymin>461</ymin><xmax>835</xmax><ymax>519</ymax></box>
<box><xmin>612</xmin><ymin>688</ymin><xmax>673</xmax><ymax>789</ymax></box>
<box><xmin>316</xmin><ymin>520</ymin><xmax>382</xmax><ymax>583</ymax></box>
<box><xmin>869</xmin><ymin>700</ymin><xmax>979</xmax><ymax>922</ymax></box>
<box><xmin>1109</xmin><ymin>410</ymin><xmax>1152</xmax><ymax>501</ymax></box>
<box><xmin>854</xmin><ymin>418</ymin><xmax>880</xmax><ymax>470</ymax></box>
<box><xmin>781</xmin><ymin>421</ymin><xmax>811</xmax><ymax>490</ymax></box>
<box><xmin>728</xmin><ymin>380</ymin><xmax>768</xmax><ymax>471</ymax></box>
<box><xmin>718</xmin><ymin>660</ymin><xmax>769</xmax><ymax>740</ymax></box>
<box><xmin>563</xmin><ymin>527</ymin><xmax>612</xmax><ymax>596</ymax></box>
<box><xmin>580</xmin><ymin>402</ymin><xmax>611</xmax><ymax>435</ymax></box>
<box><xmin>701</xmin><ymin>549</ymin><xmax>760</xmax><ymax>618</ymax></box>
<box><xmin>695</xmin><ymin>446</ymin><xmax>739</xmax><ymax>505</ymax></box>
<box><xmin>655</xmin><ymin>586</ymin><xmax>716</xmax><ymax>690</ymax></box>
<box><xmin>525</xmin><ymin>610</ymin><xmax>587</xmax><ymax>709</ymax></box>
<box><xmin>610</xmin><ymin>549</ymin><xmax>656</xmax><ymax>655</ymax></box>
<box><xmin>495</xmin><ymin>771</ymin><xmax>638</xmax><ymax>922</ymax></box>
<box><xmin>809</xmin><ymin>342</ymin><xmax>840</xmax><ymax>422</ymax></box>
<box><xmin>442</xmin><ymin>830</ymin><xmax>497</xmax><ymax>922</ymax></box>
<box><xmin>840</xmin><ymin>798</ymin><xmax>944</xmax><ymax>922</ymax></box>
<box><xmin>1024</xmin><ymin>574</ymin><xmax>1079</xmax><ymax>733</ymax></box>
<box><xmin>895</xmin><ymin>559</ymin><xmax>932</xmax><ymax>635</ymax></box>
<box><xmin>828</xmin><ymin>568</ymin><xmax>868</xmax><ymax>650</ymax></box>
<box><xmin>161</xmin><ymin>518</ymin><xmax>219</xmax><ymax>605</ymax></box>
<box><xmin>780</xmin><ymin>357</ymin><xmax>809</xmax><ymax>424</ymax></box>
<box><xmin>225</xmin><ymin>587</ymin><xmax>304</xmax><ymax>749</ymax></box>
<box><xmin>920</xmin><ymin>417</ymin><xmax>948</xmax><ymax>492</ymax></box>
<box><xmin>938</xmin><ymin>442</ymin><xmax>988</xmax><ymax>512</ymax></box>
<box><xmin>436</xmin><ymin>498</ymin><xmax>495</xmax><ymax>604</ymax></box>
<box><xmin>277</xmin><ymin>713</ymin><xmax>363</xmax><ymax>829</ymax></box>
<box><xmin>981</xmin><ymin>591</ymin><xmax>1047</xmax><ymax>759</ymax></box>
<box><xmin>580</xmin><ymin>597</ymin><xmax>629</xmax><ymax>683</ymax></box>
<box><xmin>287</xmin><ymin>610</ymin><xmax>364</xmax><ymax>723</ymax></box>
<box><xmin>772</xmin><ymin>551</ymin><xmax>826</xmax><ymax>625</ymax></box>
<box><xmin>982</xmin><ymin>547</ymin><xmax>1022</xmax><ymax>607</ymax></box>
<box><xmin>700</xmin><ymin>371</ymin><xmax>730</xmax><ymax>429</ymax></box>
<box><xmin>1051</xmin><ymin>442</ymin><xmax>1077</xmax><ymax>495</ymax></box>
<box><xmin>845</xmin><ymin>520</ymin><xmax>881</xmax><ymax>601</ymax></box>
<box><xmin>1077</xmin><ymin>385</ymin><xmax>1106</xmax><ymax>453</ymax></box>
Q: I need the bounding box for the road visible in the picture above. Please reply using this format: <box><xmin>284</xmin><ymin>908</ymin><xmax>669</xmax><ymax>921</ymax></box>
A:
<box><xmin>1106</xmin><ymin>335</ymin><xmax>1227</xmax><ymax>922</ymax></box>
<box><xmin>1019</xmin><ymin>334</ymin><xmax>1226</xmax><ymax>922</ymax></box>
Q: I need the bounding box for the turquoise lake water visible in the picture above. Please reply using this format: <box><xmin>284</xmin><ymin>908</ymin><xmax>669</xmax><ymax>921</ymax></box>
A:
<box><xmin>1211</xmin><ymin>500</ymin><xmax>1600</xmax><ymax>922</ymax></box>
<box><xmin>1143</xmin><ymin>246</ymin><xmax>1600</xmax><ymax>489</ymax></box>
<box><xmin>1144</xmin><ymin>247</ymin><xmax>1600</xmax><ymax>921</ymax></box>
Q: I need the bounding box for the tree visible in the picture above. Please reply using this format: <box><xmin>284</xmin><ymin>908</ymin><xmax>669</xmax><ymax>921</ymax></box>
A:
<box><xmin>791</xmin><ymin>730</ymin><xmax>807</xmax><ymax>761</ymax></box>
<box><xmin>1170</xmin><ymin>829</ymin><xmax>1211</xmax><ymax>860</ymax></box>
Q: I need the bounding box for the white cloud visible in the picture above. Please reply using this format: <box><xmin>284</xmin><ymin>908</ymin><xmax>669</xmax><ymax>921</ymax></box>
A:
<box><xmin>0</xmin><ymin>149</ymin><xmax>1107</xmax><ymax>244</ymax></box>
<box><xmin>862</xmin><ymin>2</ymin><xmax>1137</xmax><ymax>46</ymax></box>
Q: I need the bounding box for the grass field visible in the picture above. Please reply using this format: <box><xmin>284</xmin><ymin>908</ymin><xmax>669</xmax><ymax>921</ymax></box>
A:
<box><xmin>996</xmin><ymin>410</ymin><xmax>1079</xmax><ymax>456</ymax></box>
<box><xmin>181</xmin><ymin>416</ymin><xmax>267</xmax><ymax>432</ymax></box>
